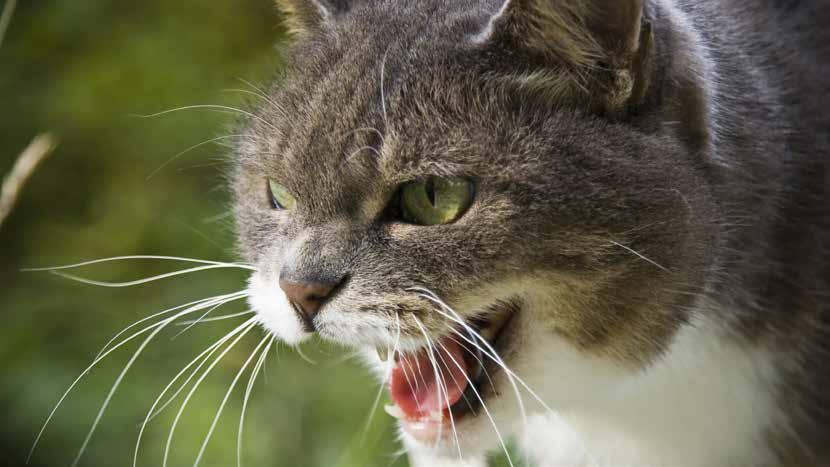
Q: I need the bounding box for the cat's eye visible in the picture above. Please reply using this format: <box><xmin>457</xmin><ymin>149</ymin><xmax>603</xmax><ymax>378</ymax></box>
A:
<box><xmin>267</xmin><ymin>179</ymin><xmax>297</xmax><ymax>210</ymax></box>
<box><xmin>397</xmin><ymin>177</ymin><xmax>474</xmax><ymax>225</ymax></box>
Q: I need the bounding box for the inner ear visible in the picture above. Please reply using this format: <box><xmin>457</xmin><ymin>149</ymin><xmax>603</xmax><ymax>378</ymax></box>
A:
<box><xmin>479</xmin><ymin>0</ymin><xmax>654</xmax><ymax>112</ymax></box>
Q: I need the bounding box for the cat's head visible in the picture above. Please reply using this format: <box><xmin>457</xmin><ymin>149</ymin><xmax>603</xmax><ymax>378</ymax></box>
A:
<box><xmin>234</xmin><ymin>0</ymin><xmax>716</xmax><ymax>456</ymax></box>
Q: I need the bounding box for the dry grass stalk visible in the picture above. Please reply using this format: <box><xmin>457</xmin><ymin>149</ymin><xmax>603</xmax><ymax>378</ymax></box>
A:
<box><xmin>0</xmin><ymin>0</ymin><xmax>18</xmax><ymax>47</ymax></box>
<box><xmin>0</xmin><ymin>133</ymin><xmax>57</xmax><ymax>228</ymax></box>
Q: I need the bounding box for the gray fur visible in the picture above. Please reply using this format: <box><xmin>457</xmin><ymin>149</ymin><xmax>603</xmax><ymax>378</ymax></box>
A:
<box><xmin>234</xmin><ymin>0</ymin><xmax>830</xmax><ymax>464</ymax></box>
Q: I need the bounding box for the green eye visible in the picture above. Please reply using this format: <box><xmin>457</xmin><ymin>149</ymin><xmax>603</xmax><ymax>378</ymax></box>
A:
<box><xmin>267</xmin><ymin>179</ymin><xmax>297</xmax><ymax>210</ymax></box>
<box><xmin>398</xmin><ymin>177</ymin><xmax>474</xmax><ymax>225</ymax></box>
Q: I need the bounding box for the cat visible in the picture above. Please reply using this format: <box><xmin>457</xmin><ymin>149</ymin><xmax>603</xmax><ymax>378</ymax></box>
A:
<box><xmin>233</xmin><ymin>0</ymin><xmax>830</xmax><ymax>465</ymax></box>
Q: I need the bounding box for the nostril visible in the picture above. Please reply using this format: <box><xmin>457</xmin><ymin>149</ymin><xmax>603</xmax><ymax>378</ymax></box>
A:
<box><xmin>278</xmin><ymin>276</ymin><xmax>346</xmax><ymax>330</ymax></box>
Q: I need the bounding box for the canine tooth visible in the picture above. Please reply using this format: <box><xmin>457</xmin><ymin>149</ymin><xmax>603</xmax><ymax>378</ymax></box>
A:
<box><xmin>428</xmin><ymin>410</ymin><xmax>443</xmax><ymax>422</ymax></box>
<box><xmin>377</xmin><ymin>347</ymin><xmax>389</xmax><ymax>362</ymax></box>
<box><xmin>384</xmin><ymin>404</ymin><xmax>405</xmax><ymax>419</ymax></box>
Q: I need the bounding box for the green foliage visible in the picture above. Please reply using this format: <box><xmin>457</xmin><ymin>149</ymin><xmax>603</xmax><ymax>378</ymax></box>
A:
<box><xmin>0</xmin><ymin>2</ymin><xmax>526</xmax><ymax>466</ymax></box>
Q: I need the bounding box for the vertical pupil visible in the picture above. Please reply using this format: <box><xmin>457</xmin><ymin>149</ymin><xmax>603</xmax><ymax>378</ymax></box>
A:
<box><xmin>425</xmin><ymin>179</ymin><xmax>437</xmax><ymax>207</ymax></box>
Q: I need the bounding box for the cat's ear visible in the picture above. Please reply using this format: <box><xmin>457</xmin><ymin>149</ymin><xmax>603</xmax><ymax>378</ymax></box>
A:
<box><xmin>478</xmin><ymin>0</ymin><xmax>654</xmax><ymax>112</ymax></box>
<box><xmin>276</xmin><ymin>0</ymin><xmax>350</xmax><ymax>35</ymax></box>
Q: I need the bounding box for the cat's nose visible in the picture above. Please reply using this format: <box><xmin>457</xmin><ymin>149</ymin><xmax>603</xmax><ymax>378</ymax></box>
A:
<box><xmin>279</xmin><ymin>278</ymin><xmax>342</xmax><ymax>328</ymax></box>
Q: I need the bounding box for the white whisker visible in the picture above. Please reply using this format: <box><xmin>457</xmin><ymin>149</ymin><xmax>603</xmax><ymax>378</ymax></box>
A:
<box><xmin>609</xmin><ymin>240</ymin><xmax>670</xmax><ymax>272</ymax></box>
<box><xmin>97</xmin><ymin>291</ymin><xmax>247</xmax><ymax>359</ymax></box>
<box><xmin>163</xmin><ymin>318</ymin><xmax>258</xmax><ymax>467</ymax></box>
<box><xmin>22</xmin><ymin>255</ymin><xmax>256</xmax><ymax>272</ymax></box>
<box><xmin>295</xmin><ymin>344</ymin><xmax>318</xmax><ymax>365</ymax></box>
<box><xmin>361</xmin><ymin>320</ymin><xmax>397</xmax><ymax>446</ymax></box>
<box><xmin>411</xmin><ymin>317</ymin><xmax>462</xmax><ymax>461</ymax></box>
<box><xmin>193</xmin><ymin>333</ymin><xmax>271</xmax><ymax>467</ymax></box>
<box><xmin>434</xmin><ymin>336</ymin><xmax>516</xmax><ymax>467</ymax></box>
<box><xmin>133</xmin><ymin>318</ymin><xmax>257</xmax><ymax>467</ymax></box>
<box><xmin>136</xmin><ymin>105</ymin><xmax>277</xmax><ymax>131</ymax></box>
<box><xmin>172</xmin><ymin>297</ymin><xmax>248</xmax><ymax>339</ymax></box>
<box><xmin>146</xmin><ymin>319</ymin><xmax>255</xmax><ymax>422</ymax></box>
<box><xmin>28</xmin><ymin>293</ymin><xmax>231</xmax><ymax>464</ymax></box>
<box><xmin>345</xmin><ymin>145</ymin><xmax>382</xmax><ymax>163</ymax></box>
<box><xmin>147</xmin><ymin>135</ymin><xmax>246</xmax><ymax>181</ymax></box>
<box><xmin>70</xmin><ymin>301</ymin><xmax>227</xmax><ymax>466</ymax></box>
<box><xmin>236</xmin><ymin>78</ymin><xmax>279</xmax><ymax>108</ymax></box>
<box><xmin>176</xmin><ymin>310</ymin><xmax>255</xmax><ymax>326</ymax></box>
<box><xmin>50</xmin><ymin>263</ymin><xmax>250</xmax><ymax>288</ymax></box>
<box><xmin>410</xmin><ymin>289</ymin><xmax>529</xmax><ymax>429</ymax></box>
<box><xmin>446</xmin><ymin>333</ymin><xmax>496</xmax><ymax>392</ymax></box>
<box><xmin>394</xmin><ymin>314</ymin><xmax>424</xmax><ymax>415</ymax></box>
<box><xmin>238</xmin><ymin>335</ymin><xmax>273</xmax><ymax>467</ymax></box>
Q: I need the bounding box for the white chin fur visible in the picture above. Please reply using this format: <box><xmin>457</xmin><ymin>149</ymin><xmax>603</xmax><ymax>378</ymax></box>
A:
<box><xmin>247</xmin><ymin>272</ymin><xmax>310</xmax><ymax>346</ymax></box>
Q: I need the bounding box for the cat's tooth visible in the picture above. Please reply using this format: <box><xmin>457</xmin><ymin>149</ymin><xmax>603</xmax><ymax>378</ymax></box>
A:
<box><xmin>384</xmin><ymin>404</ymin><xmax>405</xmax><ymax>419</ymax></box>
<box><xmin>428</xmin><ymin>410</ymin><xmax>443</xmax><ymax>422</ymax></box>
<box><xmin>377</xmin><ymin>347</ymin><xmax>389</xmax><ymax>362</ymax></box>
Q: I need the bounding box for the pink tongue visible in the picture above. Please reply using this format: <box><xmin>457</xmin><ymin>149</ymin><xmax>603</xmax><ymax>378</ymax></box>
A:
<box><xmin>389</xmin><ymin>337</ymin><xmax>469</xmax><ymax>419</ymax></box>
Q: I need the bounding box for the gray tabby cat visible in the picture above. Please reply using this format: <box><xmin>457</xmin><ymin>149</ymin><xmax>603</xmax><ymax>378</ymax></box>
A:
<box><xmin>233</xmin><ymin>0</ymin><xmax>830</xmax><ymax>465</ymax></box>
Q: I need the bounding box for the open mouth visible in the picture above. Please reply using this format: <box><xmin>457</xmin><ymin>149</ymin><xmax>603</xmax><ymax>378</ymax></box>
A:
<box><xmin>381</xmin><ymin>301</ymin><xmax>518</xmax><ymax>440</ymax></box>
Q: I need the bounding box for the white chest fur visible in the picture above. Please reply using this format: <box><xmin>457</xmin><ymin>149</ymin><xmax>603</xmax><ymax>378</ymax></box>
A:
<box><xmin>518</xmin><ymin>318</ymin><xmax>780</xmax><ymax>467</ymax></box>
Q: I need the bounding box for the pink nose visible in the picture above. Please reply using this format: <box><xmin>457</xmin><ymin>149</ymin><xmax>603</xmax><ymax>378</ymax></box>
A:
<box><xmin>278</xmin><ymin>279</ymin><xmax>339</xmax><ymax>325</ymax></box>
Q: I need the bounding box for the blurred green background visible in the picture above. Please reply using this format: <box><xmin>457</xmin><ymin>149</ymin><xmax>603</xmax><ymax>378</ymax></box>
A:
<box><xmin>0</xmin><ymin>1</ymin><xmax>519</xmax><ymax>466</ymax></box>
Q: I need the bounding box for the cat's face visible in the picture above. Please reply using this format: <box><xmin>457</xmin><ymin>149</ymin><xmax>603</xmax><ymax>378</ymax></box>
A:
<box><xmin>234</xmin><ymin>0</ymin><xmax>715</xmax><ymax>457</ymax></box>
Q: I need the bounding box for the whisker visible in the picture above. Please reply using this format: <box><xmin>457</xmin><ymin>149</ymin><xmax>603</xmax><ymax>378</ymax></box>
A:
<box><xmin>70</xmin><ymin>301</ymin><xmax>229</xmax><ymax>466</ymax></box>
<box><xmin>295</xmin><ymin>344</ymin><xmax>318</xmax><ymax>365</ymax></box>
<box><xmin>203</xmin><ymin>211</ymin><xmax>234</xmax><ymax>224</ymax></box>
<box><xmin>411</xmin><ymin>342</ymin><xmax>428</xmax><ymax>395</ymax></box>
<box><xmin>431</xmin><ymin>338</ymin><xmax>474</xmax><ymax>413</ymax></box>
<box><xmin>193</xmin><ymin>333</ymin><xmax>271</xmax><ymax>467</ymax></box>
<box><xmin>361</xmin><ymin>316</ymin><xmax>398</xmax><ymax>445</ymax></box>
<box><xmin>446</xmin><ymin>333</ymin><xmax>496</xmax><ymax>393</ymax></box>
<box><xmin>22</xmin><ymin>255</ymin><xmax>256</xmax><ymax>272</ymax></box>
<box><xmin>163</xmin><ymin>318</ymin><xmax>258</xmax><ymax>467</ymax></box>
<box><xmin>238</xmin><ymin>336</ymin><xmax>273</xmax><ymax>467</ymax></box>
<box><xmin>609</xmin><ymin>240</ymin><xmax>670</xmax><ymax>272</ymax></box>
<box><xmin>28</xmin><ymin>294</ymin><xmax>229</xmax><ymax>464</ymax></box>
<box><xmin>146</xmin><ymin>135</ymin><xmax>246</xmax><ymax>181</ymax></box>
<box><xmin>345</xmin><ymin>145</ymin><xmax>381</xmax><ymax>163</ymax></box>
<box><xmin>326</xmin><ymin>349</ymin><xmax>365</xmax><ymax>367</ymax></box>
<box><xmin>146</xmin><ymin>322</ymin><xmax>255</xmax><ymax>423</ymax></box>
<box><xmin>394</xmin><ymin>314</ymin><xmax>423</xmax><ymax>415</ymax></box>
<box><xmin>413</xmin><ymin>287</ymin><xmax>528</xmax><ymax>420</ymax></box>
<box><xmin>410</xmin><ymin>289</ymin><xmax>529</xmax><ymax>436</ymax></box>
<box><xmin>172</xmin><ymin>297</ymin><xmax>248</xmax><ymax>339</ymax></box>
<box><xmin>411</xmin><ymin>317</ymin><xmax>462</xmax><ymax>460</ymax></box>
<box><xmin>222</xmin><ymin>88</ymin><xmax>281</xmax><ymax>110</ymax></box>
<box><xmin>133</xmin><ymin>318</ymin><xmax>257</xmax><ymax>467</ymax></box>
<box><xmin>50</xmin><ymin>263</ymin><xmax>251</xmax><ymax>288</ymax></box>
<box><xmin>236</xmin><ymin>78</ymin><xmax>279</xmax><ymax>107</ymax></box>
<box><xmin>136</xmin><ymin>105</ymin><xmax>277</xmax><ymax>131</ymax></box>
<box><xmin>434</xmin><ymin>336</ymin><xmax>515</xmax><ymax>467</ymax></box>
<box><xmin>360</xmin><ymin>365</ymin><xmax>391</xmax><ymax>446</ymax></box>
<box><xmin>98</xmin><ymin>291</ymin><xmax>247</xmax><ymax>359</ymax></box>
<box><xmin>176</xmin><ymin>310</ymin><xmax>255</xmax><ymax>326</ymax></box>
